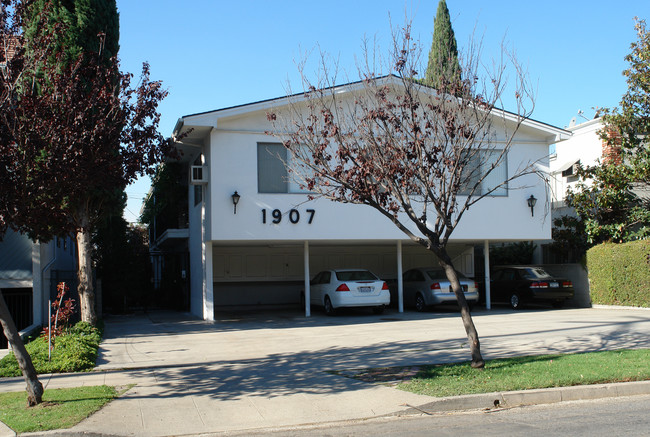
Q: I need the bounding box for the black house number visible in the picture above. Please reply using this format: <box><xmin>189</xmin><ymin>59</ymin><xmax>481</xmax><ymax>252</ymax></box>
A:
<box><xmin>262</xmin><ymin>208</ymin><xmax>315</xmax><ymax>224</ymax></box>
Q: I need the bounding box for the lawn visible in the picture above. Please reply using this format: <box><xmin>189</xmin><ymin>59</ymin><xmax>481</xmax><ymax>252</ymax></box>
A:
<box><xmin>0</xmin><ymin>385</ymin><xmax>119</xmax><ymax>433</ymax></box>
<box><xmin>397</xmin><ymin>349</ymin><xmax>650</xmax><ymax>397</ymax></box>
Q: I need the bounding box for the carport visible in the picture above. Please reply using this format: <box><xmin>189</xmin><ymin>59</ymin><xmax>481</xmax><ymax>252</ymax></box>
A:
<box><xmin>209</xmin><ymin>240</ymin><xmax>491</xmax><ymax>318</ymax></box>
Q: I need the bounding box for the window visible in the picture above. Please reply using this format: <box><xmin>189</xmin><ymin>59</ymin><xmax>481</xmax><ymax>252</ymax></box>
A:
<box><xmin>193</xmin><ymin>156</ymin><xmax>203</xmax><ymax>205</ymax></box>
<box><xmin>258</xmin><ymin>143</ymin><xmax>288</xmax><ymax>193</ymax></box>
<box><xmin>404</xmin><ymin>270</ymin><xmax>425</xmax><ymax>282</ymax></box>
<box><xmin>257</xmin><ymin>143</ymin><xmax>309</xmax><ymax>193</ymax></box>
<box><xmin>335</xmin><ymin>270</ymin><xmax>378</xmax><ymax>281</ymax></box>
<box><xmin>461</xmin><ymin>149</ymin><xmax>508</xmax><ymax>196</ymax></box>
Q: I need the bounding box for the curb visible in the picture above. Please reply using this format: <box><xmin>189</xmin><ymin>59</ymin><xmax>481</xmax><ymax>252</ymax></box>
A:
<box><xmin>8</xmin><ymin>380</ymin><xmax>650</xmax><ymax>437</ymax></box>
<box><xmin>591</xmin><ymin>305</ymin><xmax>650</xmax><ymax>311</ymax></box>
<box><xmin>408</xmin><ymin>379</ymin><xmax>650</xmax><ymax>414</ymax></box>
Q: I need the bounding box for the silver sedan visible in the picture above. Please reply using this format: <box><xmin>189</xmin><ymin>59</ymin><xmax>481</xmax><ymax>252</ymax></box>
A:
<box><xmin>401</xmin><ymin>267</ymin><xmax>479</xmax><ymax>311</ymax></box>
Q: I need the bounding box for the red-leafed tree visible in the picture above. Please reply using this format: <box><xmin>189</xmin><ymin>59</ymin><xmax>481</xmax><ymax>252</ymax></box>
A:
<box><xmin>1</xmin><ymin>0</ymin><xmax>174</xmax><ymax>328</ymax></box>
<box><xmin>269</xmin><ymin>21</ymin><xmax>538</xmax><ymax>368</ymax></box>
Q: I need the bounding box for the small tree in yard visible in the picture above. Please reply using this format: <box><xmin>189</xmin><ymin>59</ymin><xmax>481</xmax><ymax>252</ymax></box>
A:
<box><xmin>268</xmin><ymin>21</ymin><xmax>537</xmax><ymax>369</ymax></box>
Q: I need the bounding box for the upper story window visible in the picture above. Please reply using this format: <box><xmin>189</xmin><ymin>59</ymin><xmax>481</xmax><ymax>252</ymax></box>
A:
<box><xmin>460</xmin><ymin>149</ymin><xmax>508</xmax><ymax>197</ymax></box>
<box><xmin>193</xmin><ymin>155</ymin><xmax>203</xmax><ymax>205</ymax></box>
<box><xmin>257</xmin><ymin>143</ymin><xmax>309</xmax><ymax>193</ymax></box>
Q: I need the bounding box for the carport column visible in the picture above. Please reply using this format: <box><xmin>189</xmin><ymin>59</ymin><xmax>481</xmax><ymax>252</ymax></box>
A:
<box><xmin>484</xmin><ymin>240</ymin><xmax>491</xmax><ymax>310</ymax></box>
<box><xmin>397</xmin><ymin>240</ymin><xmax>404</xmax><ymax>313</ymax></box>
<box><xmin>203</xmin><ymin>241</ymin><xmax>215</xmax><ymax>321</ymax></box>
<box><xmin>304</xmin><ymin>241</ymin><xmax>311</xmax><ymax>317</ymax></box>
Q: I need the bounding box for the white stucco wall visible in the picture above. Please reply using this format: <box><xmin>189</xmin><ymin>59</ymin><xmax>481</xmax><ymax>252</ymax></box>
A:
<box><xmin>549</xmin><ymin>118</ymin><xmax>603</xmax><ymax>205</ymax></box>
<box><xmin>208</xmin><ymin>129</ymin><xmax>552</xmax><ymax>244</ymax></box>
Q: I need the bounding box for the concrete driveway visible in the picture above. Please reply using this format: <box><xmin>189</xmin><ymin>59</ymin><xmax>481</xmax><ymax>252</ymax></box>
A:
<box><xmin>96</xmin><ymin>306</ymin><xmax>650</xmax><ymax>372</ymax></box>
<box><xmin>2</xmin><ymin>306</ymin><xmax>649</xmax><ymax>436</ymax></box>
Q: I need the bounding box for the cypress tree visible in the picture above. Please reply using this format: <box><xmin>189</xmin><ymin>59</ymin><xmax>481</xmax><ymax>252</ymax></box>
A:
<box><xmin>25</xmin><ymin>0</ymin><xmax>119</xmax><ymax>65</ymax></box>
<box><xmin>424</xmin><ymin>0</ymin><xmax>461</xmax><ymax>90</ymax></box>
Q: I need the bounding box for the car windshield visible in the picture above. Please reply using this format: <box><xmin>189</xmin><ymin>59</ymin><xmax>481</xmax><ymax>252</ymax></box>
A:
<box><xmin>426</xmin><ymin>270</ymin><xmax>467</xmax><ymax>280</ymax></box>
<box><xmin>335</xmin><ymin>270</ymin><xmax>378</xmax><ymax>281</ymax></box>
<box><xmin>521</xmin><ymin>268</ymin><xmax>553</xmax><ymax>279</ymax></box>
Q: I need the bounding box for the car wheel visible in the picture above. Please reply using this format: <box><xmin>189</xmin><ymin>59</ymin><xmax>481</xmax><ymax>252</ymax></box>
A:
<box><xmin>552</xmin><ymin>300</ymin><xmax>565</xmax><ymax>309</ymax></box>
<box><xmin>324</xmin><ymin>296</ymin><xmax>335</xmax><ymax>316</ymax></box>
<box><xmin>468</xmin><ymin>301</ymin><xmax>476</xmax><ymax>311</ymax></box>
<box><xmin>415</xmin><ymin>294</ymin><xmax>427</xmax><ymax>312</ymax></box>
<box><xmin>510</xmin><ymin>293</ymin><xmax>522</xmax><ymax>310</ymax></box>
<box><xmin>372</xmin><ymin>305</ymin><xmax>385</xmax><ymax>315</ymax></box>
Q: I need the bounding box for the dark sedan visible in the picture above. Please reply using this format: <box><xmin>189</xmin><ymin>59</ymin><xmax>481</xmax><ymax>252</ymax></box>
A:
<box><xmin>490</xmin><ymin>266</ymin><xmax>574</xmax><ymax>309</ymax></box>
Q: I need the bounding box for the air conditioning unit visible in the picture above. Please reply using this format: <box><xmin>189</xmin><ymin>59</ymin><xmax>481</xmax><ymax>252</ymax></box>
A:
<box><xmin>190</xmin><ymin>165</ymin><xmax>208</xmax><ymax>185</ymax></box>
<box><xmin>561</xmin><ymin>162</ymin><xmax>579</xmax><ymax>178</ymax></box>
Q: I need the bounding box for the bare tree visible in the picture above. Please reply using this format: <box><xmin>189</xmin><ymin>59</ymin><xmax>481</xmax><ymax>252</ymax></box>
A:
<box><xmin>0</xmin><ymin>292</ymin><xmax>43</xmax><ymax>405</ymax></box>
<box><xmin>268</xmin><ymin>22</ymin><xmax>537</xmax><ymax>368</ymax></box>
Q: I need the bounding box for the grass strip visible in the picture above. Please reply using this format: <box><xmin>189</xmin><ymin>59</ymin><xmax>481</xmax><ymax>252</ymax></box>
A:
<box><xmin>0</xmin><ymin>385</ymin><xmax>118</xmax><ymax>433</ymax></box>
<box><xmin>398</xmin><ymin>349</ymin><xmax>650</xmax><ymax>398</ymax></box>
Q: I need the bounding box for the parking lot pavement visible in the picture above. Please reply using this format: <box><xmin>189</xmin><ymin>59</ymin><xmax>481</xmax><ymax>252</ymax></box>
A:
<box><xmin>2</xmin><ymin>307</ymin><xmax>649</xmax><ymax>436</ymax></box>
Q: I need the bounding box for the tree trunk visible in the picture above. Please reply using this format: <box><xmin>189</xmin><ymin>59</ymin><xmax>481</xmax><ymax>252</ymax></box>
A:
<box><xmin>0</xmin><ymin>291</ymin><xmax>43</xmax><ymax>406</ymax></box>
<box><xmin>76</xmin><ymin>223</ymin><xmax>97</xmax><ymax>325</ymax></box>
<box><xmin>436</xmin><ymin>249</ymin><xmax>485</xmax><ymax>369</ymax></box>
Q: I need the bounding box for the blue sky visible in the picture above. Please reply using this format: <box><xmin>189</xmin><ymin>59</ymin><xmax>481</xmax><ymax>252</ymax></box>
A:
<box><xmin>116</xmin><ymin>0</ymin><xmax>648</xmax><ymax>222</ymax></box>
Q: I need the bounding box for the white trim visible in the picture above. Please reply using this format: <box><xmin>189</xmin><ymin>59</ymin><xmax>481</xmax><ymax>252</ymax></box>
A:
<box><xmin>0</xmin><ymin>279</ymin><xmax>32</xmax><ymax>288</ymax></box>
<box><xmin>178</xmin><ymin>75</ymin><xmax>571</xmax><ymax>143</ymax></box>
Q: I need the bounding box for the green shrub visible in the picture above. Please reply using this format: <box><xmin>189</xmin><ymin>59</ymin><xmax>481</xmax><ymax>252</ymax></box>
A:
<box><xmin>0</xmin><ymin>321</ymin><xmax>102</xmax><ymax>377</ymax></box>
<box><xmin>587</xmin><ymin>240</ymin><xmax>650</xmax><ymax>307</ymax></box>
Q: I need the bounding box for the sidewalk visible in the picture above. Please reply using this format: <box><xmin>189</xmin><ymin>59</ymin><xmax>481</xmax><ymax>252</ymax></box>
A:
<box><xmin>1</xmin><ymin>307</ymin><xmax>649</xmax><ymax>436</ymax></box>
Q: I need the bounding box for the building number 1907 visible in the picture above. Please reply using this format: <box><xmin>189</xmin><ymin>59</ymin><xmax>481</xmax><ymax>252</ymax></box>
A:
<box><xmin>261</xmin><ymin>208</ymin><xmax>315</xmax><ymax>225</ymax></box>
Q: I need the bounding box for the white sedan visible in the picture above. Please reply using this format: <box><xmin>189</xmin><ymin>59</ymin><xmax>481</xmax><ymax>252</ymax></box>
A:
<box><xmin>309</xmin><ymin>269</ymin><xmax>390</xmax><ymax>315</ymax></box>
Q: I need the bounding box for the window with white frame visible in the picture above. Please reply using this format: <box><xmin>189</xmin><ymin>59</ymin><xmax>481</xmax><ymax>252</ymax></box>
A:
<box><xmin>460</xmin><ymin>149</ymin><xmax>508</xmax><ymax>196</ymax></box>
<box><xmin>257</xmin><ymin>143</ymin><xmax>310</xmax><ymax>193</ymax></box>
<box><xmin>193</xmin><ymin>155</ymin><xmax>203</xmax><ymax>205</ymax></box>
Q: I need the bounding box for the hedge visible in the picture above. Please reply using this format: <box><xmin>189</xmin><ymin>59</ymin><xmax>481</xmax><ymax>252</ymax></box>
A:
<box><xmin>586</xmin><ymin>240</ymin><xmax>650</xmax><ymax>307</ymax></box>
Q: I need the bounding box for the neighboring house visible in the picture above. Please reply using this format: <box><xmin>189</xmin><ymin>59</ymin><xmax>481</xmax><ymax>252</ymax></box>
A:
<box><xmin>166</xmin><ymin>76</ymin><xmax>570</xmax><ymax>321</ymax></box>
<box><xmin>548</xmin><ymin>117</ymin><xmax>605</xmax><ymax>219</ymax></box>
<box><xmin>0</xmin><ymin>230</ymin><xmax>77</xmax><ymax>349</ymax></box>
<box><xmin>546</xmin><ymin>116</ymin><xmax>649</xmax><ymax>259</ymax></box>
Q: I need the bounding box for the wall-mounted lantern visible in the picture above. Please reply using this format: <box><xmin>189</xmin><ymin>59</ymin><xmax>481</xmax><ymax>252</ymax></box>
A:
<box><xmin>527</xmin><ymin>195</ymin><xmax>537</xmax><ymax>217</ymax></box>
<box><xmin>232</xmin><ymin>191</ymin><xmax>240</xmax><ymax>214</ymax></box>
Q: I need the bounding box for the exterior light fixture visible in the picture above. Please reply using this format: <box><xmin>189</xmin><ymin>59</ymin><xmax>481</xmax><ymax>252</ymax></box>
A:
<box><xmin>527</xmin><ymin>195</ymin><xmax>537</xmax><ymax>217</ymax></box>
<box><xmin>232</xmin><ymin>191</ymin><xmax>240</xmax><ymax>214</ymax></box>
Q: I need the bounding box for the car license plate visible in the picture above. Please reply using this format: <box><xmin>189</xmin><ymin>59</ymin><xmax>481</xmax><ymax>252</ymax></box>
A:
<box><xmin>359</xmin><ymin>286</ymin><xmax>373</xmax><ymax>293</ymax></box>
<box><xmin>550</xmin><ymin>282</ymin><xmax>559</xmax><ymax>288</ymax></box>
